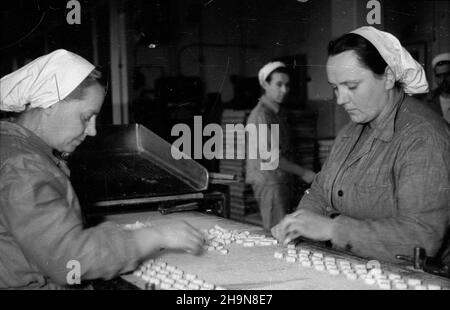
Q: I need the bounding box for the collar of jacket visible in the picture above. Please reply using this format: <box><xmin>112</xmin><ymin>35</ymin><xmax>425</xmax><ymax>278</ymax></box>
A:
<box><xmin>259</xmin><ymin>95</ymin><xmax>280</xmax><ymax>114</ymax></box>
<box><xmin>341</xmin><ymin>90</ymin><xmax>405</xmax><ymax>143</ymax></box>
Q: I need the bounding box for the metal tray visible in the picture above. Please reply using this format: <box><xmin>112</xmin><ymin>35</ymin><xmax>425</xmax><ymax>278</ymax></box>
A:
<box><xmin>68</xmin><ymin>124</ymin><xmax>209</xmax><ymax>204</ymax></box>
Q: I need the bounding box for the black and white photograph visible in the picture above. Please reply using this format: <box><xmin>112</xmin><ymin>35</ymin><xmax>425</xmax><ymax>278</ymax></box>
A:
<box><xmin>0</xmin><ymin>0</ymin><xmax>450</xmax><ymax>295</ymax></box>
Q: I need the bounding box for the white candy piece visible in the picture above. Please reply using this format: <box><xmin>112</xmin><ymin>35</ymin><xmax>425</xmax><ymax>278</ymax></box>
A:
<box><xmin>287</xmin><ymin>249</ymin><xmax>297</xmax><ymax>255</ymax></box>
<box><xmin>326</xmin><ymin>264</ymin><xmax>338</xmax><ymax>271</ymax></box>
<box><xmin>301</xmin><ymin>261</ymin><xmax>312</xmax><ymax>267</ymax></box>
<box><xmin>178</xmin><ymin>279</ymin><xmax>189</xmax><ymax>285</ymax></box>
<box><xmin>427</xmin><ymin>284</ymin><xmax>441</xmax><ymax>290</ymax></box>
<box><xmin>299</xmin><ymin>255</ymin><xmax>310</xmax><ymax>261</ymax></box>
<box><xmin>260</xmin><ymin>241</ymin><xmax>273</xmax><ymax>246</ymax></box>
<box><xmin>358</xmin><ymin>274</ymin><xmax>368</xmax><ymax>280</ymax></box>
<box><xmin>387</xmin><ymin>273</ymin><xmax>401</xmax><ymax>281</ymax></box>
<box><xmin>203</xmin><ymin>283</ymin><xmax>215</xmax><ymax>289</ymax></box>
<box><xmin>407</xmin><ymin>279</ymin><xmax>422</xmax><ymax>286</ymax></box>
<box><xmin>366</xmin><ymin>260</ymin><xmax>381</xmax><ymax>269</ymax></box>
<box><xmin>394</xmin><ymin>282</ymin><xmax>408</xmax><ymax>290</ymax></box>
<box><xmin>328</xmin><ymin>268</ymin><xmax>340</xmax><ymax>276</ymax></box>
<box><xmin>160</xmin><ymin>282</ymin><xmax>172</xmax><ymax>290</ymax></box>
<box><xmin>188</xmin><ymin>284</ymin><xmax>200</xmax><ymax>290</ymax></box>
<box><xmin>214</xmin><ymin>225</ymin><xmax>226</xmax><ymax>232</ymax></box>
<box><xmin>274</xmin><ymin>251</ymin><xmax>284</xmax><ymax>259</ymax></box>
<box><xmin>312</xmin><ymin>252</ymin><xmax>323</xmax><ymax>258</ymax></box>
<box><xmin>314</xmin><ymin>265</ymin><xmax>325</xmax><ymax>271</ymax></box>
<box><xmin>287</xmin><ymin>244</ymin><xmax>296</xmax><ymax>249</ymax></box>
<box><xmin>171</xmin><ymin>273</ymin><xmax>183</xmax><ymax>280</ymax></box>
<box><xmin>364</xmin><ymin>278</ymin><xmax>376</xmax><ymax>285</ymax></box>
<box><xmin>286</xmin><ymin>256</ymin><xmax>297</xmax><ymax>263</ymax></box>
<box><xmin>378</xmin><ymin>282</ymin><xmax>391</xmax><ymax>290</ymax></box>
<box><xmin>313</xmin><ymin>260</ymin><xmax>324</xmax><ymax>265</ymax></box>
<box><xmin>367</xmin><ymin>268</ymin><xmax>382</xmax><ymax>276</ymax></box>
<box><xmin>356</xmin><ymin>269</ymin><xmax>368</xmax><ymax>275</ymax></box>
<box><xmin>243</xmin><ymin>241</ymin><xmax>255</xmax><ymax>247</ymax></box>
<box><xmin>414</xmin><ymin>285</ymin><xmax>427</xmax><ymax>290</ymax></box>
<box><xmin>162</xmin><ymin>277</ymin><xmax>175</xmax><ymax>285</ymax></box>
<box><xmin>220</xmin><ymin>249</ymin><xmax>229</xmax><ymax>255</ymax></box>
<box><xmin>192</xmin><ymin>279</ymin><xmax>204</xmax><ymax>286</ymax></box>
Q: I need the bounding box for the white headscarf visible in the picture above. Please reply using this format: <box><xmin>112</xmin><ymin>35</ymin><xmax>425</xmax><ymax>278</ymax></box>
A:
<box><xmin>431</xmin><ymin>52</ymin><xmax>450</xmax><ymax>69</ymax></box>
<box><xmin>351</xmin><ymin>26</ymin><xmax>429</xmax><ymax>95</ymax></box>
<box><xmin>0</xmin><ymin>49</ymin><xmax>95</xmax><ymax>112</ymax></box>
<box><xmin>258</xmin><ymin>61</ymin><xmax>286</xmax><ymax>87</ymax></box>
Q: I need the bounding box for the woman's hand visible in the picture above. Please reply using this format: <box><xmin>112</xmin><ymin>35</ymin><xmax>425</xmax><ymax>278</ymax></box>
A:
<box><xmin>301</xmin><ymin>169</ymin><xmax>316</xmax><ymax>184</ymax></box>
<box><xmin>135</xmin><ymin>220</ymin><xmax>205</xmax><ymax>257</ymax></box>
<box><xmin>271</xmin><ymin>209</ymin><xmax>336</xmax><ymax>244</ymax></box>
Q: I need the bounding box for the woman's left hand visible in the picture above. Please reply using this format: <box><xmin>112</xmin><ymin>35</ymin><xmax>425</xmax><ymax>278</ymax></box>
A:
<box><xmin>271</xmin><ymin>209</ymin><xmax>336</xmax><ymax>244</ymax></box>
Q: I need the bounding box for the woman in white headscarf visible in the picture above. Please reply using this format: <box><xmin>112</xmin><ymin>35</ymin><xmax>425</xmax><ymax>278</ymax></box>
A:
<box><xmin>0</xmin><ymin>50</ymin><xmax>204</xmax><ymax>289</ymax></box>
<box><xmin>272</xmin><ymin>27</ymin><xmax>450</xmax><ymax>264</ymax></box>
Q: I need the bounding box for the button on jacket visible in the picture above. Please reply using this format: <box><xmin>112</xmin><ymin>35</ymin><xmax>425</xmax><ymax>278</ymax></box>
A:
<box><xmin>298</xmin><ymin>92</ymin><xmax>450</xmax><ymax>262</ymax></box>
<box><xmin>0</xmin><ymin>121</ymin><xmax>141</xmax><ymax>289</ymax></box>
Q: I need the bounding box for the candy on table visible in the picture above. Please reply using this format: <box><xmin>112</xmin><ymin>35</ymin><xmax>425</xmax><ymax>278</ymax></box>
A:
<box><xmin>301</xmin><ymin>261</ymin><xmax>312</xmax><ymax>267</ymax></box>
<box><xmin>328</xmin><ymin>268</ymin><xmax>340</xmax><ymax>276</ymax></box>
<box><xmin>312</xmin><ymin>252</ymin><xmax>324</xmax><ymax>259</ymax></box>
<box><xmin>122</xmin><ymin>221</ymin><xmax>152</xmax><ymax>230</ymax></box>
<box><xmin>243</xmin><ymin>241</ymin><xmax>255</xmax><ymax>247</ymax></box>
<box><xmin>377</xmin><ymin>279</ymin><xmax>391</xmax><ymax>290</ymax></box>
<box><xmin>387</xmin><ymin>273</ymin><xmax>401</xmax><ymax>281</ymax></box>
<box><xmin>286</xmin><ymin>256</ymin><xmax>297</xmax><ymax>263</ymax></box>
<box><xmin>407</xmin><ymin>278</ymin><xmax>422</xmax><ymax>286</ymax></box>
<box><xmin>427</xmin><ymin>284</ymin><xmax>441</xmax><ymax>290</ymax></box>
<box><xmin>287</xmin><ymin>249</ymin><xmax>297</xmax><ymax>255</ymax></box>
<box><xmin>393</xmin><ymin>281</ymin><xmax>408</xmax><ymax>290</ymax></box>
<box><xmin>366</xmin><ymin>260</ymin><xmax>381</xmax><ymax>270</ymax></box>
<box><xmin>274</xmin><ymin>251</ymin><xmax>284</xmax><ymax>259</ymax></box>
<box><xmin>134</xmin><ymin>259</ymin><xmax>223</xmax><ymax>290</ymax></box>
<box><xmin>314</xmin><ymin>264</ymin><xmax>326</xmax><ymax>272</ymax></box>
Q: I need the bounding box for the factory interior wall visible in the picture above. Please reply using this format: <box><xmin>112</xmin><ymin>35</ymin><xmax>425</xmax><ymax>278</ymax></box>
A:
<box><xmin>0</xmin><ymin>0</ymin><xmax>449</xmax><ymax>138</ymax></box>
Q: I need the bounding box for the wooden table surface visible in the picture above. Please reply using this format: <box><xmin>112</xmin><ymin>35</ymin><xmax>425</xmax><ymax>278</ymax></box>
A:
<box><xmin>106</xmin><ymin>211</ymin><xmax>450</xmax><ymax>290</ymax></box>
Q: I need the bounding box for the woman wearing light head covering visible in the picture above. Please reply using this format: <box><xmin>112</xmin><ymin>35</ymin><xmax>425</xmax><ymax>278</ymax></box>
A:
<box><xmin>0</xmin><ymin>49</ymin><xmax>204</xmax><ymax>289</ymax></box>
<box><xmin>272</xmin><ymin>27</ymin><xmax>450</xmax><ymax>264</ymax></box>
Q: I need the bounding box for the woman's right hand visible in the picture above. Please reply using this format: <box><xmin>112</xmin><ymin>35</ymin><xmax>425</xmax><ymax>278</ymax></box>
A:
<box><xmin>155</xmin><ymin>220</ymin><xmax>205</xmax><ymax>254</ymax></box>
<box><xmin>134</xmin><ymin>220</ymin><xmax>205</xmax><ymax>257</ymax></box>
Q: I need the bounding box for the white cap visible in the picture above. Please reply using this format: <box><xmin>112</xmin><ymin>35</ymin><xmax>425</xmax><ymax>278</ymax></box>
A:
<box><xmin>351</xmin><ymin>26</ymin><xmax>429</xmax><ymax>95</ymax></box>
<box><xmin>258</xmin><ymin>61</ymin><xmax>286</xmax><ymax>87</ymax></box>
<box><xmin>0</xmin><ymin>49</ymin><xmax>95</xmax><ymax>112</ymax></box>
<box><xmin>431</xmin><ymin>52</ymin><xmax>450</xmax><ymax>69</ymax></box>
